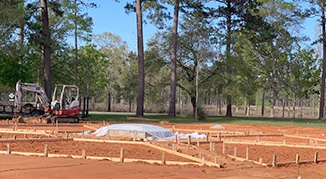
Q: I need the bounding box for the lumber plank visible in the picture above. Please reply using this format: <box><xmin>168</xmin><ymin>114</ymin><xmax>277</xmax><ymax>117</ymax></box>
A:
<box><xmin>224</xmin><ymin>140</ymin><xmax>326</xmax><ymax>149</ymax></box>
<box><xmin>284</xmin><ymin>134</ymin><xmax>326</xmax><ymax>142</ymax></box>
<box><xmin>73</xmin><ymin>138</ymin><xmax>144</xmax><ymax>144</ymax></box>
<box><xmin>144</xmin><ymin>143</ymin><xmax>221</xmax><ymax>168</ymax></box>
<box><xmin>0</xmin><ymin>138</ymin><xmax>72</xmax><ymax>142</ymax></box>
<box><xmin>82</xmin><ymin>125</ymin><xmax>98</xmax><ymax>130</ymax></box>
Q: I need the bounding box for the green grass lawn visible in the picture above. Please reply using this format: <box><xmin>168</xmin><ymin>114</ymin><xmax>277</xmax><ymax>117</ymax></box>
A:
<box><xmin>86</xmin><ymin>112</ymin><xmax>326</xmax><ymax>129</ymax></box>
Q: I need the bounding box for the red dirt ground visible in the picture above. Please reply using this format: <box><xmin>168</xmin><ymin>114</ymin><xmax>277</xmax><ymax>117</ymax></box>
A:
<box><xmin>0</xmin><ymin>155</ymin><xmax>325</xmax><ymax>179</ymax></box>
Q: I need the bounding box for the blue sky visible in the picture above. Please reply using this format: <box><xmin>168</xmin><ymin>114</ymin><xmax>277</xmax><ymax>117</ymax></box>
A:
<box><xmin>84</xmin><ymin>0</ymin><xmax>320</xmax><ymax>52</ymax></box>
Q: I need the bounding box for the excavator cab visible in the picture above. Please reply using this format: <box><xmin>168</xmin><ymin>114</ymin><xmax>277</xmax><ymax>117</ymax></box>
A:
<box><xmin>51</xmin><ymin>85</ymin><xmax>80</xmax><ymax>122</ymax></box>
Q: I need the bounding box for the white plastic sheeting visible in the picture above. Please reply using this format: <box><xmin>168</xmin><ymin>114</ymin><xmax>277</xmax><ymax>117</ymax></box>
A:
<box><xmin>175</xmin><ymin>132</ymin><xmax>207</xmax><ymax>139</ymax></box>
<box><xmin>93</xmin><ymin>123</ymin><xmax>174</xmax><ymax>140</ymax></box>
<box><xmin>93</xmin><ymin>123</ymin><xmax>207</xmax><ymax>140</ymax></box>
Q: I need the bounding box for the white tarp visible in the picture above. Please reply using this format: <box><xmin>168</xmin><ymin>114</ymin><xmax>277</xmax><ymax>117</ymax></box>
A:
<box><xmin>93</xmin><ymin>123</ymin><xmax>207</xmax><ymax>140</ymax></box>
<box><xmin>93</xmin><ymin>123</ymin><xmax>174</xmax><ymax>140</ymax></box>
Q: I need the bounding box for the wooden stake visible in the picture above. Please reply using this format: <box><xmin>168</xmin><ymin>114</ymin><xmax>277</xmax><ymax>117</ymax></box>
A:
<box><xmin>174</xmin><ymin>134</ymin><xmax>178</xmax><ymax>143</ymax></box>
<box><xmin>172</xmin><ymin>143</ymin><xmax>176</xmax><ymax>151</ymax></box>
<box><xmin>296</xmin><ymin>153</ymin><xmax>300</xmax><ymax>164</ymax></box>
<box><xmin>161</xmin><ymin>152</ymin><xmax>166</xmax><ymax>164</ymax></box>
<box><xmin>282</xmin><ymin>138</ymin><xmax>286</xmax><ymax>145</ymax></box>
<box><xmin>256</xmin><ymin>136</ymin><xmax>259</xmax><ymax>142</ymax></box>
<box><xmin>7</xmin><ymin>144</ymin><xmax>11</xmax><ymax>154</ymax></box>
<box><xmin>82</xmin><ymin>150</ymin><xmax>86</xmax><ymax>159</ymax></box>
<box><xmin>24</xmin><ymin>134</ymin><xmax>27</xmax><ymax>138</ymax></box>
<box><xmin>234</xmin><ymin>147</ymin><xmax>237</xmax><ymax>157</ymax></box>
<box><xmin>56</xmin><ymin>120</ymin><xmax>58</xmax><ymax>134</ymax></box>
<box><xmin>214</xmin><ymin>156</ymin><xmax>218</xmax><ymax>163</ymax></box>
<box><xmin>197</xmin><ymin>139</ymin><xmax>200</xmax><ymax>147</ymax></box>
<box><xmin>212</xmin><ymin>142</ymin><xmax>215</xmax><ymax>151</ymax></box>
<box><xmin>218</xmin><ymin>132</ymin><xmax>221</xmax><ymax>141</ymax></box>
<box><xmin>206</xmin><ymin>133</ymin><xmax>209</xmax><ymax>142</ymax></box>
<box><xmin>246</xmin><ymin>146</ymin><xmax>249</xmax><ymax>161</ymax></box>
<box><xmin>13</xmin><ymin>135</ymin><xmax>16</xmax><ymax>140</ymax></box>
<box><xmin>202</xmin><ymin>157</ymin><xmax>205</xmax><ymax>166</ymax></box>
<box><xmin>34</xmin><ymin>122</ymin><xmax>36</xmax><ymax>132</ymax></box>
<box><xmin>6</xmin><ymin>119</ymin><xmax>9</xmax><ymax>126</ymax></box>
<box><xmin>222</xmin><ymin>142</ymin><xmax>225</xmax><ymax>154</ymax></box>
<box><xmin>66</xmin><ymin>133</ymin><xmax>69</xmax><ymax>139</ymax></box>
<box><xmin>44</xmin><ymin>144</ymin><xmax>48</xmax><ymax>157</ymax></box>
<box><xmin>259</xmin><ymin>158</ymin><xmax>263</xmax><ymax>164</ymax></box>
<box><xmin>120</xmin><ymin>147</ymin><xmax>124</xmax><ymax>162</ymax></box>
<box><xmin>314</xmin><ymin>152</ymin><xmax>318</xmax><ymax>163</ymax></box>
<box><xmin>82</xmin><ymin>130</ymin><xmax>84</xmax><ymax>139</ymax></box>
<box><xmin>133</xmin><ymin>130</ymin><xmax>136</xmax><ymax>141</ymax></box>
<box><xmin>187</xmin><ymin>135</ymin><xmax>191</xmax><ymax>146</ymax></box>
<box><xmin>272</xmin><ymin>155</ymin><xmax>276</xmax><ymax>167</ymax></box>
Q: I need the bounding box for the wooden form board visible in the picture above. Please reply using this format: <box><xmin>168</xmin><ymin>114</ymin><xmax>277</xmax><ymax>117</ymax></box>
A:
<box><xmin>0</xmin><ymin>150</ymin><xmax>203</xmax><ymax>166</ymax></box>
<box><xmin>168</xmin><ymin>128</ymin><xmax>243</xmax><ymax>134</ymax></box>
<box><xmin>227</xmin><ymin>154</ymin><xmax>269</xmax><ymax>167</ymax></box>
<box><xmin>220</xmin><ymin>134</ymin><xmax>283</xmax><ymax>138</ymax></box>
<box><xmin>224</xmin><ymin>140</ymin><xmax>326</xmax><ymax>149</ymax></box>
<box><xmin>73</xmin><ymin>138</ymin><xmax>221</xmax><ymax>168</ymax></box>
<box><xmin>284</xmin><ymin>134</ymin><xmax>326</xmax><ymax>142</ymax></box>
<box><xmin>82</xmin><ymin>125</ymin><xmax>98</xmax><ymax>131</ymax></box>
<box><xmin>0</xmin><ymin>138</ymin><xmax>72</xmax><ymax>142</ymax></box>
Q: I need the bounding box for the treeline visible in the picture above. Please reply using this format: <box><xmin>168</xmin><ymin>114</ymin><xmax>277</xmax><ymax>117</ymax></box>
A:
<box><xmin>0</xmin><ymin>0</ymin><xmax>325</xmax><ymax>120</ymax></box>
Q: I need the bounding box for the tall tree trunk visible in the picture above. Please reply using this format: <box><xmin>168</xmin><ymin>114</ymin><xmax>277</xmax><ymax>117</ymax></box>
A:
<box><xmin>287</xmin><ymin>100</ymin><xmax>291</xmax><ymax>117</ymax></box>
<box><xmin>219</xmin><ymin>98</ymin><xmax>222</xmax><ymax>115</ymax></box>
<box><xmin>135</xmin><ymin>0</ymin><xmax>145</xmax><ymax>117</ymax></box>
<box><xmin>319</xmin><ymin>1</ymin><xmax>326</xmax><ymax>120</ymax></box>
<box><xmin>107</xmin><ymin>93</ymin><xmax>111</xmax><ymax>112</ymax></box>
<box><xmin>282</xmin><ymin>96</ymin><xmax>285</xmax><ymax>118</ymax></box>
<box><xmin>300</xmin><ymin>99</ymin><xmax>303</xmax><ymax>118</ymax></box>
<box><xmin>246</xmin><ymin>100</ymin><xmax>250</xmax><ymax>116</ymax></box>
<box><xmin>270</xmin><ymin>87</ymin><xmax>275</xmax><ymax>117</ymax></box>
<box><xmin>168</xmin><ymin>0</ymin><xmax>179</xmax><ymax>117</ymax></box>
<box><xmin>195</xmin><ymin>59</ymin><xmax>200</xmax><ymax>121</ymax></box>
<box><xmin>293</xmin><ymin>99</ymin><xmax>296</xmax><ymax>118</ymax></box>
<box><xmin>129</xmin><ymin>98</ymin><xmax>132</xmax><ymax>112</ymax></box>
<box><xmin>40</xmin><ymin>0</ymin><xmax>52</xmax><ymax>101</ymax></box>
<box><xmin>191</xmin><ymin>96</ymin><xmax>196</xmax><ymax>115</ymax></box>
<box><xmin>226</xmin><ymin>96</ymin><xmax>232</xmax><ymax>117</ymax></box>
<box><xmin>261</xmin><ymin>90</ymin><xmax>265</xmax><ymax>116</ymax></box>
<box><xmin>74</xmin><ymin>0</ymin><xmax>78</xmax><ymax>84</ymax></box>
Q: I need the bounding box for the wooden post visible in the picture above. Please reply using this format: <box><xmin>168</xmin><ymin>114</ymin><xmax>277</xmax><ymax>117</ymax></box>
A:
<box><xmin>172</xmin><ymin>143</ymin><xmax>176</xmax><ymax>151</ymax></box>
<box><xmin>161</xmin><ymin>152</ymin><xmax>166</xmax><ymax>164</ymax></box>
<box><xmin>282</xmin><ymin>137</ymin><xmax>286</xmax><ymax>145</ymax></box>
<box><xmin>133</xmin><ymin>130</ymin><xmax>136</xmax><ymax>141</ymax></box>
<box><xmin>7</xmin><ymin>144</ymin><xmax>11</xmax><ymax>155</ymax></box>
<box><xmin>212</xmin><ymin>142</ymin><xmax>215</xmax><ymax>151</ymax></box>
<box><xmin>66</xmin><ymin>133</ymin><xmax>69</xmax><ymax>139</ymax></box>
<box><xmin>82</xmin><ymin>150</ymin><xmax>86</xmax><ymax>159</ymax></box>
<box><xmin>82</xmin><ymin>130</ymin><xmax>84</xmax><ymax>139</ymax></box>
<box><xmin>120</xmin><ymin>147</ymin><xmax>124</xmax><ymax>162</ymax></box>
<box><xmin>214</xmin><ymin>156</ymin><xmax>218</xmax><ymax>163</ymax></box>
<box><xmin>222</xmin><ymin>142</ymin><xmax>225</xmax><ymax>154</ymax></box>
<box><xmin>34</xmin><ymin>122</ymin><xmax>36</xmax><ymax>132</ymax></box>
<box><xmin>272</xmin><ymin>155</ymin><xmax>276</xmax><ymax>167</ymax></box>
<box><xmin>197</xmin><ymin>139</ymin><xmax>200</xmax><ymax>147</ymax></box>
<box><xmin>174</xmin><ymin>133</ymin><xmax>178</xmax><ymax>143</ymax></box>
<box><xmin>44</xmin><ymin>144</ymin><xmax>48</xmax><ymax>157</ymax></box>
<box><xmin>13</xmin><ymin>135</ymin><xmax>16</xmax><ymax>140</ymax></box>
<box><xmin>259</xmin><ymin>158</ymin><xmax>263</xmax><ymax>164</ymax></box>
<box><xmin>256</xmin><ymin>136</ymin><xmax>259</xmax><ymax>142</ymax></box>
<box><xmin>56</xmin><ymin>120</ymin><xmax>58</xmax><ymax>134</ymax></box>
<box><xmin>314</xmin><ymin>152</ymin><xmax>318</xmax><ymax>163</ymax></box>
<box><xmin>24</xmin><ymin>134</ymin><xmax>27</xmax><ymax>138</ymax></box>
<box><xmin>187</xmin><ymin>135</ymin><xmax>191</xmax><ymax>146</ymax></box>
<box><xmin>6</xmin><ymin>119</ymin><xmax>9</xmax><ymax>126</ymax></box>
<box><xmin>202</xmin><ymin>157</ymin><xmax>205</xmax><ymax>166</ymax></box>
<box><xmin>296</xmin><ymin>153</ymin><xmax>300</xmax><ymax>164</ymax></box>
<box><xmin>234</xmin><ymin>147</ymin><xmax>237</xmax><ymax>157</ymax></box>
<box><xmin>218</xmin><ymin>132</ymin><xmax>221</xmax><ymax>141</ymax></box>
<box><xmin>246</xmin><ymin>146</ymin><xmax>249</xmax><ymax>161</ymax></box>
<box><xmin>206</xmin><ymin>133</ymin><xmax>209</xmax><ymax>142</ymax></box>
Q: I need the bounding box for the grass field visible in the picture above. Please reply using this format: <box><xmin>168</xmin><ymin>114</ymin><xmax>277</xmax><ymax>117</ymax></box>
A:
<box><xmin>86</xmin><ymin>112</ymin><xmax>326</xmax><ymax>129</ymax></box>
